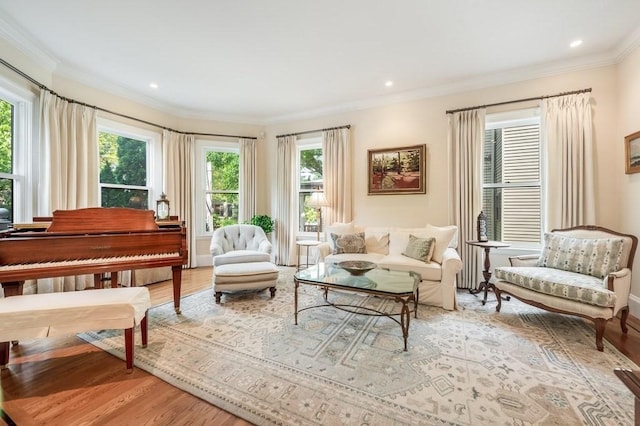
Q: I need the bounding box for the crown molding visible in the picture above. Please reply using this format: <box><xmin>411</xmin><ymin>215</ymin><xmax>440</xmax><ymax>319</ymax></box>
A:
<box><xmin>0</xmin><ymin>15</ymin><xmax>57</xmax><ymax>73</ymax></box>
<box><xmin>265</xmin><ymin>51</ymin><xmax>618</xmax><ymax>124</ymax></box>
<box><xmin>614</xmin><ymin>25</ymin><xmax>640</xmax><ymax>62</ymax></box>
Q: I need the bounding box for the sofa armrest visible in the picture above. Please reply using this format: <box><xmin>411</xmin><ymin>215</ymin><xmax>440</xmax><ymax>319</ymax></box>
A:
<box><xmin>508</xmin><ymin>254</ymin><xmax>539</xmax><ymax>267</ymax></box>
<box><xmin>317</xmin><ymin>242</ymin><xmax>332</xmax><ymax>260</ymax></box>
<box><xmin>258</xmin><ymin>239</ymin><xmax>273</xmax><ymax>254</ymax></box>
<box><xmin>210</xmin><ymin>243</ymin><xmax>224</xmax><ymax>257</ymax></box>
<box><xmin>607</xmin><ymin>268</ymin><xmax>632</xmax><ymax>315</ymax></box>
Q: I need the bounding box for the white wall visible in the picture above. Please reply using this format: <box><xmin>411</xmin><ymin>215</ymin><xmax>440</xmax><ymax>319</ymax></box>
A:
<box><xmin>618</xmin><ymin>44</ymin><xmax>640</xmax><ymax>315</ymax></box>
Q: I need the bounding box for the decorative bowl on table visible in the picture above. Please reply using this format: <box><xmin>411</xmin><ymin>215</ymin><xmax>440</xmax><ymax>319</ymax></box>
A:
<box><xmin>337</xmin><ymin>260</ymin><xmax>377</xmax><ymax>276</ymax></box>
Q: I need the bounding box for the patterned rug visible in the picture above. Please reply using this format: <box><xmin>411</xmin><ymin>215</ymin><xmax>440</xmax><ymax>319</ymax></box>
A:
<box><xmin>80</xmin><ymin>267</ymin><xmax>637</xmax><ymax>425</ymax></box>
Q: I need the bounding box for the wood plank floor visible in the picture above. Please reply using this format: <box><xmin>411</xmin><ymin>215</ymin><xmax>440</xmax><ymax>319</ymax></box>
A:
<box><xmin>2</xmin><ymin>267</ymin><xmax>640</xmax><ymax>425</ymax></box>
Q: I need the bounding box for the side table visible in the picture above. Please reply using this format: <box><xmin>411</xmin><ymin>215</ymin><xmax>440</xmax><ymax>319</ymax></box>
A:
<box><xmin>296</xmin><ymin>240</ymin><xmax>321</xmax><ymax>271</ymax></box>
<box><xmin>466</xmin><ymin>240</ymin><xmax>510</xmax><ymax>305</ymax></box>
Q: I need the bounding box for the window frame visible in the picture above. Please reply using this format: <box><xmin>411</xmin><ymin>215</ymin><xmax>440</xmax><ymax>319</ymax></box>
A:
<box><xmin>483</xmin><ymin>109</ymin><xmax>543</xmax><ymax>249</ymax></box>
<box><xmin>195</xmin><ymin>139</ymin><xmax>240</xmax><ymax>236</ymax></box>
<box><xmin>297</xmin><ymin>136</ymin><xmax>323</xmax><ymax>237</ymax></box>
<box><xmin>97</xmin><ymin>118</ymin><xmax>162</xmax><ymax>211</ymax></box>
<box><xmin>0</xmin><ymin>76</ymin><xmax>35</xmax><ymax>224</ymax></box>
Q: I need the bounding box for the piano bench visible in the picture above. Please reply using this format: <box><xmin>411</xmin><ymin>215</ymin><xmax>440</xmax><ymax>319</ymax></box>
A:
<box><xmin>0</xmin><ymin>287</ymin><xmax>151</xmax><ymax>373</ymax></box>
<box><xmin>213</xmin><ymin>261</ymin><xmax>279</xmax><ymax>303</ymax></box>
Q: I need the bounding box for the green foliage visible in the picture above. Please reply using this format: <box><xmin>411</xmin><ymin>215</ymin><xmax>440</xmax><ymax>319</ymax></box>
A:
<box><xmin>0</xmin><ymin>99</ymin><xmax>13</xmax><ymax>216</ymax></box>
<box><xmin>207</xmin><ymin>151</ymin><xmax>239</xmax><ymax>191</ymax></box>
<box><xmin>299</xmin><ymin>148</ymin><xmax>323</xmax><ymax>183</ymax></box>
<box><xmin>99</xmin><ymin>132</ymin><xmax>148</xmax><ymax>208</ymax></box>
<box><xmin>248</xmin><ymin>214</ymin><xmax>275</xmax><ymax>235</ymax></box>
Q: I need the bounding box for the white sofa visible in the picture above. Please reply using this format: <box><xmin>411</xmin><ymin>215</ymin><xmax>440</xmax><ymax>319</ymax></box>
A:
<box><xmin>494</xmin><ymin>225</ymin><xmax>638</xmax><ymax>352</ymax></box>
<box><xmin>316</xmin><ymin>223</ymin><xmax>463</xmax><ymax>310</ymax></box>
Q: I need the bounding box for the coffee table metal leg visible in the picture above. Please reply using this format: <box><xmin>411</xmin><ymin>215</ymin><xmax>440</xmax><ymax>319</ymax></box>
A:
<box><xmin>294</xmin><ymin>279</ymin><xmax>299</xmax><ymax>325</ymax></box>
<box><xmin>400</xmin><ymin>297</ymin><xmax>410</xmax><ymax>351</ymax></box>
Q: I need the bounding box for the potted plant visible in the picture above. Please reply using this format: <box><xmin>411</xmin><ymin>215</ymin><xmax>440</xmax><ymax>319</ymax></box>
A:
<box><xmin>248</xmin><ymin>214</ymin><xmax>275</xmax><ymax>236</ymax></box>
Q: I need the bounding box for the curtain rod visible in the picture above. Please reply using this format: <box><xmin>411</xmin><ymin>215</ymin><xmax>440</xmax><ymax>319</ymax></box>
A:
<box><xmin>445</xmin><ymin>88</ymin><xmax>592</xmax><ymax>115</ymax></box>
<box><xmin>0</xmin><ymin>57</ymin><xmax>258</xmax><ymax>140</ymax></box>
<box><xmin>276</xmin><ymin>124</ymin><xmax>351</xmax><ymax>139</ymax></box>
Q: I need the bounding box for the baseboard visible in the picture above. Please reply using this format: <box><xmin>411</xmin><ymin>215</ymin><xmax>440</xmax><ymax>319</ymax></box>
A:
<box><xmin>629</xmin><ymin>293</ymin><xmax>640</xmax><ymax>321</ymax></box>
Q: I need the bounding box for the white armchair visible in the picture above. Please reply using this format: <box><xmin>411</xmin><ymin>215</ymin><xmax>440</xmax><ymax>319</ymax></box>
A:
<box><xmin>210</xmin><ymin>225</ymin><xmax>278</xmax><ymax>303</ymax></box>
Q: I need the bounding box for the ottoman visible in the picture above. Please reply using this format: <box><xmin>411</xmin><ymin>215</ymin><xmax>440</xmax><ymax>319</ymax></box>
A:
<box><xmin>213</xmin><ymin>261</ymin><xmax>279</xmax><ymax>303</ymax></box>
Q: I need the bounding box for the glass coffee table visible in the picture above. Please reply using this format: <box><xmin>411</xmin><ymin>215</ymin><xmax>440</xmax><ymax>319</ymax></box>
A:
<box><xmin>293</xmin><ymin>263</ymin><xmax>420</xmax><ymax>351</ymax></box>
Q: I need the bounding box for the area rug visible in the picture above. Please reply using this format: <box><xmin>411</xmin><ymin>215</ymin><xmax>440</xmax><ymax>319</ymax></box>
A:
<box><xmin>80</xmin><ymin>267</ymin><xmax>637</xmax><ymax>425</ymax></box>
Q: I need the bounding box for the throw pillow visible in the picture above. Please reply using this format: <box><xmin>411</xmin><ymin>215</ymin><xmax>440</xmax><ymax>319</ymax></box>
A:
<box><xmin>331</xmin><ymin>232</ymin><xmax>367</xmax><ymax>254</ymax></box>
<box><xmin>536</xmin><ymin>233</ymin><xmax>625</xmax><ymax>279</ymax></box>
<box><xmin>425</xmin><ymin>224</ymin><xmax>458</xmax><ymax>264</ymax></box>
<box><xmin>402</xmin><ymin>235</ymin><xmax>436</xmax><ymax>263</ymax></box>
<box><xmin>365</xmin><ymin>232</ymin><xmax>390</xmax><ymax>254</ymax></box>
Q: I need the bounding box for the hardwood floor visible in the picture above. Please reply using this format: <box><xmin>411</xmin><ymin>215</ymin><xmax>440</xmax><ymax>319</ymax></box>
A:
<box><xmin>2</xmin><ymin>268</ymin><xmax>640</xmax><ymax>425</ymax></box>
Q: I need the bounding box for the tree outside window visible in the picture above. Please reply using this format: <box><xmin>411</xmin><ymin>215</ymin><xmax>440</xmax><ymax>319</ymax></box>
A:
<box><xmin>99</xmin><ymin>131</ymin><xmax>149</xmax><ymax>208</ymax></box>
<box><xmin>0</xmin><ymin>99</ymin><xmax>14</xmax><ymax>222</ymax></box>
<box><xmin>205</xmin><ymin>150</ymin><xmax>239</xmax><ymax>231</ymax></box>
<box><xmin>299</xmin><ymin>146</ymin><xmax>323</xmax><ymax>232</ymax></box>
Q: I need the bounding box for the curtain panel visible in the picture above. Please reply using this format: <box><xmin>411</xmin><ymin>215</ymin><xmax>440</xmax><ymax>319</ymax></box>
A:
<box><xmin>239</xmin><ymin>138</ymin><xmax>257</xmax><ymax>223</ymax></box>
<box><xmin>38</xmin><ymin>89</ymin><xmax>98</xmax><ymax>293</ymax></box>
<box><xmin>275</xmin><ymin>136</ymin><xmax>298</xmax><ymax>266</ymax></box>
<box><xmin>322</xmin><ymin>128</ymin><xmax>352</xmax><ymax>227</ymax></box>
<box><xmin>163</xmin><ymin>130</ymin><xmax>196</xmax><ymax>268</ymax></box>
<box><xmin>542</xmin><ymin>93</ymin><xmax>596</xmax><ymax>230</ymax></box>
<box><xmin>448</xmin><ymin>108</ymin><xmax>486</xmax><ymax>290</ymax></box>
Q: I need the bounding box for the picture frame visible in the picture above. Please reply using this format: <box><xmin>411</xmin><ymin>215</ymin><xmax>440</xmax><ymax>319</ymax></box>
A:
<box><xmin>625</xmin><ymin>130</ymin><xmax>640</xmax><ymax>174</ymax></box>
<box><xmin>368</xmin><ymin>144</ymin><xmax>426</xmax><ymax>195</ymax></box>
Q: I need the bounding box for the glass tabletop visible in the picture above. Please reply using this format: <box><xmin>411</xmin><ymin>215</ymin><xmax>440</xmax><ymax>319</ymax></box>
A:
<box><xmin>294</xmin><ymin>263</ymin><xmax>419</xmax><ymax>295</ymax></box>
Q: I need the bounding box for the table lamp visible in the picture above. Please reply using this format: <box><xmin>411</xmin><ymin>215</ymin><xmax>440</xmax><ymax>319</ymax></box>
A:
<box><xmin>307</xmin><ymin>192</ymin><xmax>329</xmax><ymax>241</ymax></box>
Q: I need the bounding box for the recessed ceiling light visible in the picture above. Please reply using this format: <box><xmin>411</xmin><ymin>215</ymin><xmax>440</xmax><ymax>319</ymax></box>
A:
<box><xmin>570</xmin><ymin>39</ymin><xmax>583</xmax><ymax>48</ymax></box>
<box><xmin>149</xmin><ymin>82</ymin><xmax>159</xmax><ymax>89</ymax></box>
<box><xmin>385</xmin><ymin>80</ymin><xmax>393</xmax><ymax>87</ymax></box>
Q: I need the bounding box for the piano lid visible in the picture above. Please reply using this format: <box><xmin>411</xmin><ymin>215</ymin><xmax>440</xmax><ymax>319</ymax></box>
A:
<box><xmin>46</xmin><ymin>207</ymin><xmax>159</xmax><ymax>233</ymax></box>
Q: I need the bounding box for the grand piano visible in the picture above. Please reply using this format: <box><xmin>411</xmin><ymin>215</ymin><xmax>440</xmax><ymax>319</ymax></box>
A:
<box><xmin>0</xmin><ymin>207</ymin><xmax>188</xmax><ymax>313</ymax></box>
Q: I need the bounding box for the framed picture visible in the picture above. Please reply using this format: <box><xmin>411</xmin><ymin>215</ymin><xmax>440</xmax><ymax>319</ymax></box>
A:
<box><xmin>625</xmin><ymin>131</ymin><xmax>640</xmax><ymax>174</ymax></box>
<box><xmin>368</xmin><ymin>144</ymin><xmax>426</xmax><ymax>195</ymax></box>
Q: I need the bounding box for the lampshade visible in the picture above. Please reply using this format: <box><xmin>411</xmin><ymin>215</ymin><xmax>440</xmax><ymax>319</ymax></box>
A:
<box><xmin>307</xmin><ymin>192</ymin><xmax>329</xmax><ymax>208</ymax></box>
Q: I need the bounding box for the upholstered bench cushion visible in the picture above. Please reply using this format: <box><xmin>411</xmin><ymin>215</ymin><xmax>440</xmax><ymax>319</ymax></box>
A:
<box><xmin>214</xmin><ymin>261</ymin><xmax>278</xmax><ymax>284</ymax></box>
<box><xmin>213</xmin><ymin>250</ymin><xmax>271</xmax><ymax>267</ymax></box>
<box><xmin>0</xmin><ymin>287</ymin><xmax>151</xmax><ymax>341</ymax></box>
<box><xmin>494</xmin><ymin>266</ymin><xmax>615</xmax><ymax>308</ymax></box>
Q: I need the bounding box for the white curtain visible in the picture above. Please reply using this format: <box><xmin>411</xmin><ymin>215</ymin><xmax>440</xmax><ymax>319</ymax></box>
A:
<box><xmin>322</xmin><ymin>127</ymin><xmax>352</xmax><ymax>226</ymax></box>
<box><xmin>542</xmin><ymin>93</ymin><xmax>595</xmax><ymax>230</ymax></box>
<box><xmin>448</xmin><ymin>108</ymin><xmax>486</xmax><ymax>289</ymax></box>
<box><xmin>38</xmin><ymin>89</ymin><xmax>98</xmax><ymax>293</ymax></box>
<box><xmin>163</xmin><ymin>130</ymin><xmax>196</xmax><ymax>267</ymax></box>
<box><xmin>275</xmin><ymin>135</ymin><xmax>298</xmax><ymax>265</ymax></box>
<box><xmin>239</xmin><ymin>138</ymin><xmax>257</xmax><ymax>222</ymax></box>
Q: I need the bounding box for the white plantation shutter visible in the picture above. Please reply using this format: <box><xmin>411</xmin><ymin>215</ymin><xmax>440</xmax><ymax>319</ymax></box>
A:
<box><xmin>501</xmin><ymin>125</ymin><xmax>540</xmax><ymax>242</ymax></box>
<box><xmin>483</xmin><ymin>119</ymin><xmax>541</xmax><ymax>244</ymax></box>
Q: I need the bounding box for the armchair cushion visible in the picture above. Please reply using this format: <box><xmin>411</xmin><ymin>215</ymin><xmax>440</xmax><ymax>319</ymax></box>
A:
<box><xmin>536</xmin><ymin>233</ymin><xmax>625</xmax><ymax>279</ymax></box>
<box><xmin>213</xmin><ymin>250</ymin><xmax>270</xmax><ymax>267</ymax></box>
<box><xmin>494</xmin><ymin>266</ymin><xmax>615</xmax><ymax>308</ymax></box>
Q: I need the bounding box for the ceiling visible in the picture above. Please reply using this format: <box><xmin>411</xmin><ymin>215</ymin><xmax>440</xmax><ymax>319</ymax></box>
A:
<box><xmin>1</xmin><ymin>0</ymin><xmax>640</xmax><ymax>124</ymax></box>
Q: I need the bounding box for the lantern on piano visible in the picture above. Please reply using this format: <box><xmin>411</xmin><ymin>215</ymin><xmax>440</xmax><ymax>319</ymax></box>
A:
<box><xmin>156</xmin><ymin>193</ymin><xmax>170</xmax><ymax>220</ymax></box>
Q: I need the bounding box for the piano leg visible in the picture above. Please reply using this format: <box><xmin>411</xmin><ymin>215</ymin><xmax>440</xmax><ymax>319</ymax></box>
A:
<box><xmin>1</xmin><ymin>341</ymin><xmax>8</xmax><ymax>369</ymax></box>
<box><xmin>171</xmin><ymin>265</ymin><xmax>182</xmax><ymax>314</ymax></box>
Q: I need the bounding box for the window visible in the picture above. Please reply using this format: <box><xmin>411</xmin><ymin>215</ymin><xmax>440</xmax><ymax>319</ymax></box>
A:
<box><xmin>203</xmin><ymin>146</ymin><xmax>239</xmax><ymax>232</ymax></box>
<box><xmin>0</xmin><ymin>82</ymin><xmax>33</xmax><ymax>226</ymax></box>
<box><xmin>98</xmin><ymin>119</ymin><xmax>161</xmax><ymax>210</ymax></box>
<box><xmin>298</xmin><ymin>138</ymin><xmax>323</xmax><ymax>233</ymax></box>
<box><xmin>483</xmin><ymin>110</ymin><xmax>541</xmax><ymax>245</ymax></box>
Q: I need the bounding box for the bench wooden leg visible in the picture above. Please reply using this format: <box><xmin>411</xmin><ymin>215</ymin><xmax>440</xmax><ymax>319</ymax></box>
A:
<box><xmin>125</xmin><ymin>327</ymin><xmax>134</xmax><ymax>373</ymax></box>
<box><xmin>141</xmin><ymin>311</ymin><xmax>148</xmax><ymax>348</ymax></box>
<box><xmin>0</xmin><ymin>341</ymin><xmax>9</xmax><ymax>369</ymax></box>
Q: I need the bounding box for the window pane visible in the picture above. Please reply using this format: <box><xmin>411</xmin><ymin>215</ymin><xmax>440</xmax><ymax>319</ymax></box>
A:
<box><xmin>299</xmin><ymin>148</ymin><xmax>323</xmax><ymax>191</ymax></box>
<box><xmin>206</xmin><ymin>192</ymin><xmax>238</xmax><ymax>231</ymax></box>
<box><xmin>101</xmin><ymin>187</ymin><xmax>148</xmax><ymax>209</ymax></box>
<box><xmin>299</xmin><ymin>192</ymin><xmax>321</xmax><ymax>233</ymax></box>
<box><xmin>99</xmin><ymin>132</ymin><xmax>147</xmax><ymax>186</ymax></box>
<box><xmin>0</xmin><ymin>99</ymin><xmax>13</xmax><ymax>174</ymax></box>
<box><xmin>206</xmin><ymin>151</ymin><xmax>239</xmax><ymax>191</ymax></box>
<box><xmin>0</xmin><ymin>177</ymin><xmax>13</xmax><ymax>223</ymax></box>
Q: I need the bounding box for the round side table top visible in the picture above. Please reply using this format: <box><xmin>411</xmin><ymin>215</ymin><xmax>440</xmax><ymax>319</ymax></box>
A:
<box><xmin>296</xmin><ymin>240</ymin><xmax>322</xmax><ymax>247</ymax></box>
<box><xmin>466</xmin><ymin>240</ymin><xmax>511</xmax><ymax>249</ymax></box>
